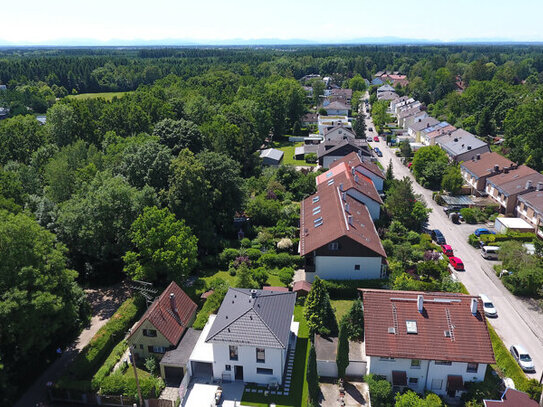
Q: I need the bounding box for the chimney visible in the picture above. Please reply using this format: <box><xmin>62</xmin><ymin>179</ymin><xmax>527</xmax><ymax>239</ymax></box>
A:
<box><xmin>526</xmin><ymin>180</ymin><xmax>533</xmax><ymax>190</ymax></box>
<box><xmin>467</xmin><ymin>145</ymin><xmax>472</xmax><ymax>150</ymax></box>
<box><xmin>417</xmin><ymin>295</ymin><xmax>424</xmax><ymax>313</ymax></box>
<box><xmin>454</xmin><ymin>138</ymin><xmax>458</xmax><ymax>142</ymax></box>
<box><xmin>251</xmin><ymin>289</ymin><xmax>257</xmax><ymax>299</ymax></box>
<box><xmin>494</xmin><ymin>164</ymin><xmax>499</xmax><ymax>172</ymax></box>
<box><xmin>170</xmin><ymin>293</ymin><xmax>177</xmax><ymax>313</ymax></box>
<box><xmin>471</xmin><ymin>298</ymin><xmax>478</xmax><ymax>316</ymax></box>
<box><xmin>477</xmin><ymin>154</ymin><xmax>480</xmax><ymax>160</ymax></box>
<box><xmin>537</xmin><ymin>182</ymin><xmax>543</xmax><ymax>191</ymax></box>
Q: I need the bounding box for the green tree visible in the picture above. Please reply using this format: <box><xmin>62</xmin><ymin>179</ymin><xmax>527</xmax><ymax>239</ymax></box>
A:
<box><xmin>152</xmin><ymin>118</ymin><xmax>204</xmax><ymax>155</ymax></box>
<box><xmin>278</xmin><ymin>267</ymin><xmax>295</xmax><ymax>286</ymax></box>
<box><xmin>343</xmin><ymin>298</ymin><xmax>364</xmax><ymax>340</ymax></box>
<box><xmin>123</xmin><ymin>206</ymin><xmax>198</xmax><ymax>284</ymax></box>
<box><xmin>235</xmin><ymin>264</ymin><xmax>258</xmax><ymax>289</ymax></box>
<box><xmin>400</xmin><ymin>140</ymin><xmax>412</xmax><ymax>158</ymax></box>
<box><xmin>0</xmin><ymin>115</ymin><xmax>46</xmax><ymax>165</ymax></box>
<box><xmin>304</xmin><ymin>277</ymin><xmax>338</xmax><ymax>336</ymax></box>
<box><xmin>385</xmin><ymin>177</ymin><xmax>430</xmax><ymax>231</ymax></box>
<box><xmin>476</xmin><ymin>106</ymin><xmax>496</xmax><ymax>140</ymax></box>
<box><xmin>441</xmin><ymin>164</ymin><xmax>464</xmax><ymax>194</ymax></box>
<box><xmin>46</xmin><ymin>103</ymin><xmax>77</xmax><ymax>147</ymax></box>
<box><xmin>336</xmin><ymin>318</ymin><xmax>349</xmax><ymax>378</ymax></box>
<box><xmin>310</xmin><ymin>79</ymin><xmax>325</xmax><ymax>107</ymax></box>
<box><xmin>349</xmin><ymin>74</ymin><xmax>367</xmax><ymax>92</ymax></box>
<box><xmin>307</xmin><ymin>342</ymin><xmax>320</xmax><ymax>404</ymax></box>
<box><xmin>395</xmin><ymin>390</ymin><xmax>443</xmax><ymax>406</ymax></box>
<box><xmin>411</xmin><ymin>146</ymin><xmax>449</xmax><ymax>189</ymax></box>
<box><xmin>354</xmin><ymin>115</ymin><xmax>366</xmax><ymax>139</ymax></box>
<box><xmin>0</xmin><ymin>210</ymin><xmax>89</xmax><ymax>405</ymax></box>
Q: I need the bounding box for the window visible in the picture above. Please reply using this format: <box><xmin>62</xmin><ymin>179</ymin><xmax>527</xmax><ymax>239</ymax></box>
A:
<box><xmin>229</xmin><ymin>345</ymin><xmax>238</xmax><ymax>361</ymax></box>
<box><xmin>149</xmin><ymin>345</ymin><xmax>166</xmax><ymax>353</ymax></box>
<box><xmin>256</xmin><ymin>348</ymin><xmax>265</xmax><ymax>363</ymax></box>
<box><xmin>143</xmin><ymin>329</ymin><xmax>157</xmax><ymax>337</ymax></box>
<box><xmin>379</xmin><ymin>357</ymin><xmax>395</xmax><ymax>361</ymax></box>
<box><xmin>435</xmin><ymin>361</ymin><xmax>452</xmax><ymax>366</ymax></box>
<box><xmin>312</xmin><ymin>206</ymin><xmax>321</xmax><ymax>215</ymax></box>
<box><xmin>312</xmin><ymin>196</ymin><xmax>320</xmax><ymax>203</ymax></box>
<box><xmin>257</xmin><ymin>368</ymin><xmax>273</xmax><ymax>375</ymax></box>
<box><xmin>431</xmin><ymin>379</ymin><xmax>442</xmax><ymax>390</ymax></box>
<box><xmin>225</xmin><ymin>365</ymin><xmax>231</xmax><ymax>371</ymax></box>
<box><xmin>328</xmin><ymin>242</ymin><xmax>339</xmax><ymax>251</ymax></box>
<box><xmin>139</xmin><ymin>344</ymin><xmax>143</xmax><ymax>349</ymax></box>
<box><xmin>408</xmin><ymin>377</ymin><xmax>418</xmax><ymax>385</ymax></box>
<box><xmin>354</xmin><ymin>264</ymin><xmax>360</xmax><ymax>271</ymax></box>
<box><xmin>410</xmin><ymin>359</ymin><xmax>421</xmax><ymax>369</ymax></box>
<box><xmin>467</xmin><ymin>362</ymin><xmax>478</xmax><ymax>373</ymax></box>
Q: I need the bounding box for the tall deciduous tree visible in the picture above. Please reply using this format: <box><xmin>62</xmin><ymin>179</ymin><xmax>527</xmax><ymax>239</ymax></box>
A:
<box><xmin>441</xmin><ymin>164</ymin><xmax>464</xmax><ymax>195</ymax></box>
<box><xmin>0</xmin><ymin>115</ymin><xmax>46</xmax><ymax>165</ymax></box>
<box><xmin>123</xmin><ymin>206</ymin><xmax>198</xmax><ymax>284</ymax></box>
<box><xmin>152</xmin><ymin>118</ymin><xmax>204</xmax><ymax>155</ymax></box>
<box><xmin>304</xmin><ymin>277</ymin><xmax>338</xmax><ymax>336</ymax></box>
<box><xmin>385</xmin><ymin>177</ymin><xmax>430</xmax><ymax>231</ymax></box>
<box><xmin>47</xmin><ymin>103</ymin><xmax>77</xmax><ymax>147</ymax></box>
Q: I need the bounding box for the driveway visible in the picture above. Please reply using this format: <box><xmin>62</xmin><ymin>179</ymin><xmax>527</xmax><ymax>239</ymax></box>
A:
<box><xmin>365</xmin><ymin>102</ymin><xmax>543</xmax><ymax>379</ymax></box>
<box><xmin>320</xmin><ymin>379</ymin><xmax>368</xmax><ymax>407</ymax></box>
<box><xmin>182</xmin><ymin>381</ymin><xmax>245</xmax><ymax>407</ymax></box>
<box><xmin>14</xmin><ymin>282</ymin><xmax>131</xmax><ymax>407</ymax></box>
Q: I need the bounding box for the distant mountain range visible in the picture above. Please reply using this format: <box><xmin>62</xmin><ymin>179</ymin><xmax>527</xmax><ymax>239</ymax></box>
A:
<box><xmin>0</xmin><ymin>36</ymin><xmax>542</xmax><ymax>47</ymax></box>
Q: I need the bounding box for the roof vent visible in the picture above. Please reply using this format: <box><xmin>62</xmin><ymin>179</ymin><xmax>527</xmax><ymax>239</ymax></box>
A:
<box><xmin>526</xmin><ymin>180</ymin><xmax>533</xmax><ymax>190</ymax></box>
<box><xmin>537</xmin><ymin>182</ymin><xmax>543</xmax><ymax>191</ymax></box>
<box><xmin>251</xmin><ymin>289</ymin><xmax>257</xmax><ymax>299</ymax></box>
<box><xmin>494</xmin><ymin>164</ymin><xmax>499</xmax><ymax>172</ymax></box>
<box><xmin>467</xmin><ymin>145</ymin><xmax>472</xmax><ymax>150</ymax></box>
<box><xmin>454</xmin><ymin>138</ymin><xmax>458</xmax><ymax>142</ymax></box>
<box><xmin>471</xmin><ymin>298</ymin><xmax>478</xmax><ymax>316</ymax></box>
<box><xmin>169</xmin><ymin>293</ymin><xmax>177</xmax><ymax>313</ymax></box>
<box><xmin>444</xmin><ymin>330</ymin><xmax>452</xmax><ymax>338</ymax></box>
<box><xmin>417</xmin><ymin>295</ymin><xmax>424</xmax><ymax>313</ymax></box>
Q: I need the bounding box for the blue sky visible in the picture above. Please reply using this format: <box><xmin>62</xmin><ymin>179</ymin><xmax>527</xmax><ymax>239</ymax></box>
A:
<box><xmin>1</xmin><ymin>0</ymin><xmax>541</xmax><ymax>44</ymax></box>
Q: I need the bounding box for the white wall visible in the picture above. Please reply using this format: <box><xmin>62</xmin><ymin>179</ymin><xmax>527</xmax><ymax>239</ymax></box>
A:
<box><xmin>211</xmin><ymin>343</ymin><xmax>286</xmax><ymax>385</ymax></box>
<box><xmin>356</xmin><ymin>167</ymin><xmax>384</xmax><ymax>192</ymax></box>
<box><xmin>368</xmin><ymin>356</ymin><xmax>486</xmax><ymax>396</ymax></box>
<box><xmin>315</xmin><ymin>256</ymin><xmax>382</xmax><ymax>280</ymax></box>
<box><xmin>325</xmin><ymin>108</ymin><xmax>349</xmax><ymax>116</ymax></box>
<box><xmin>345</xmin><ymin>188</ymin><xmax>381</xmax><ymax>220</ymax></box>
<box><xmin>317</xmin><ymin>361</ymin><xmax>338</xmax><ymax>378</ymax></box>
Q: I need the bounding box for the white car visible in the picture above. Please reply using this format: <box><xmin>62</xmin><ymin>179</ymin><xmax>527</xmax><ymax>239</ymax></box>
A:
<box><xmin>510</xmin><ymin>345</ymin><xmax>535</xmax><ymax>372</ymax></box>
<box><xmin>479</xmin><ymin>294</ymin><xmax>497</xmax><ymax>317</ymax></box>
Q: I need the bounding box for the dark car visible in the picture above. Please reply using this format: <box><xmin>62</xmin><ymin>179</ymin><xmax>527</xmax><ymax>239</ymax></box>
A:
<box><xmin>374</xmin><ymin>147</ymin><xmax>383</xmax><ymax>157</ymax></box>
<box><xmin>474</xmin><ymin>228</ymin><xmax>495</xmax><ymax>237</ymax></box>
<box><xmin>431</xmin><ymin>229</ymin><xmax>446</xmax><ymax>245</ymax></box>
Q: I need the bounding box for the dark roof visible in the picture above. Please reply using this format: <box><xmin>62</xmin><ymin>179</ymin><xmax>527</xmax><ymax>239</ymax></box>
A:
<box><xmin>205</xmin><ymin>288</ymin><xmax>296</xmax><ymax>349</ymax></box>
<box><xmin>378</xmin><ymin>92</ymin><xmax>400</xmax><ymax>101</ymax></box>
<box><xmin>437</xmin><ymin>129</ymin><xmax>489</xmax><ymax>157</ymax></box>
<box><xmin>299</xmin><ymin>181</ymin><xmax>386</xmax><ymax>257</ymax></box>
<box><xmin>160</xmin><ymin>328</ymin><xmax>201</xmax><ymax>367</ymax></box>
<box><xmin>317</xmin><ymin>140</ymin><xmax>371</xmax><ymax>160</ymax></box>
<box><xmin>484</xmin><ymin>388</ymin><xmax>539</xmax><ymax>407</ymax></box>
<box><xmin>461</xmin><ymin>152</ymin><xmax>515</xmax><ymax>179</ymax></box>
<box><xmin>292</xmin><ymin>280</ymin><xmax>312</xmax><ymax>293</ymax></box>
<box><xmin>330</xmin><ymin>88</ymin><xmax>353</xmax><ymax>98</ymax></box>
<box><xmin>361</xmin><ymin>289</ymin><xmax>495</xmax><ymax>364</ymax></box>
<box><xmin>262</xmin><ymin>286</ymin><xmax>289</xmax><ymax>292</ymax></box>
<box><xmin>129</xmin><ymin>281</ymin><xmax>197</xmax><ymax>345</ymax></box>
<box><xmin>486</xmin><ymin>165</ymin><xmax>537</xmax><ymax>188</ymax></box>
<box><xmin>325</xmin><ymin>100</ymin><xmax>350</xmax><ymax>111</ymax></box>
<box><xmin>518</xmin><ymin>190</ymin><xmax>543</xmax><ymax>216</ymax></box>
<box><xmin>494</xmin><ymin>173</ymin><xmax>543</xmax><ymax>197</ymax></box>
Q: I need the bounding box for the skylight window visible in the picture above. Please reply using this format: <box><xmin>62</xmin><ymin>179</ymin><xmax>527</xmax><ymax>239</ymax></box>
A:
<box><xmin>313</xmin><ymin>217</ymin><xmax>323</xmax><ymax>224</ymax></box>
<box><xmin>327</xmin><ymin>178</ymin><xmax>335</xmax><ymax>186</ymax></box>
<box><xmin>312</xmin><ymin>196</ymin><xmax>320</xmax><ymax>203</ymax></box>
<box><xmin>314</xmin><ymin>220</ymin><xmax>323</xmax><ymax>228</ymax></box>
<box><xmin>326</xmin><ymin>171</ymin><xmax>334</xmax><ymax>178</ymax></box>
<box><xmin>406</xmin><ymin>320</ymin><xmax>418</xmax><ymax>334</ymax></box>
<box><xmin>313</xmin><ymin>207</ymin><xmax>321</xmax><ymax>215</ymax></box>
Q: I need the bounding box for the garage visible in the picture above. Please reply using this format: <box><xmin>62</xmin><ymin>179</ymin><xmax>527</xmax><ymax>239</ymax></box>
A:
<box><xmin>191</xmin><ymin>361</ymin><xmax>213</xmax><ymax>379</ymax></box>
<box><xmin>163</xmin><ymin>366</ymin><xmax>184</xmax><ymax>386</ymax></box>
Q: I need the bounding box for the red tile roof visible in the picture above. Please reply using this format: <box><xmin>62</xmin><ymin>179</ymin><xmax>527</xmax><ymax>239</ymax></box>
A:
<box><xmin>329</xmin><ymin>152</ymin><xmax>385</xmax><ymax>180</ymax></box>
<box><xmin>361</xmin><ymin>289</ymin><xmax>495</xmax><ymax>364</ymax></box>
<box><xmin>486</xmin><ymin>165</ymin><xmax>538</xmax><ymax>188</ymax></box>
<box><xmin>262</xmin><ymin>286</ymin><xmax>289</xmax><ymax>292</ymax></box>
<box><xmin>484</xmin><ymin>388</ymin><xmax>539</xmax><ymax>407</ymax></box>
<box><xmin>461</xmin><ymin>152</ymin><xmax>515</xmax><ymax>179</ymax></box>
<box><xmin>299</xmin><ymin>183</ymin><xmax>386</xmax><ymax>258</ymax></box>
<box><xmin>129</xmin><ymin>281</ymin><xmax>197</xmax><ymax>345</ymax></box>
<box><xmin>292</xmin><ymin>280</ymin><xmax>312</xmax><ymax>293</ymax></box>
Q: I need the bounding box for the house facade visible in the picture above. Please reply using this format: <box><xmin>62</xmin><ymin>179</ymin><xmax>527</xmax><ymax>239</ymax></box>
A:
<box><xmin>323</xmin><ymin>125</ymin><xmax>355</xmax><ymax>142</ymax></box>
<box><xmin>460</xmin><ymin>152</ymin><xmax>514</xmax><ymax>195</ymax></box>
<box><xmin>128</xmin><ymin>282</ymin><xmax>197</xmax><ymax>360</ymax></box>
<box><xmin>317</xmin><ymin>140</ymin><xmax>371</xmax><ymax>169</ymax></box>
<box><xmin>516</xmin><ymin>189</ymin><xmax>543</xmax><ymax>239</ymax></box>
<box><xmin>329</xmin><ymin>151</ymin><xmax>385</xmax><ymax>193</ymax></box>
<box><xmin>407</xmin><ymin>117</ymin><xmax>440</xmax><ymax>141</ymax></box>
<box><xmin>362</xmin><ymin>289</ymin><xmax>495</xmax><ymax>399</ymax></box>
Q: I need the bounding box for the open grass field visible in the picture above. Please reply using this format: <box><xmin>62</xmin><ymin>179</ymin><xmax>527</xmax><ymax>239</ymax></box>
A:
<box><xmin>271</xmin><ymin>138</ymin><xmax>317</xmax><ymax>167</ymax></box>
<box><xmin>330</xmin><ymin>299</ymin><xmax>354</xmax><ymax>322</ymax></box>
<box><xmin>68</xmin><ymin>92</ymin><xmax>129</xmax><ymax>101</ymax></box>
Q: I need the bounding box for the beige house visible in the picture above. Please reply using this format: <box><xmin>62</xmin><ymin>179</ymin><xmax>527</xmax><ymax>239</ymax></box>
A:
<box><xmin>128</xmin><ymin>281</ymin><xmax>197</xmax><ymax>361</ymax></box>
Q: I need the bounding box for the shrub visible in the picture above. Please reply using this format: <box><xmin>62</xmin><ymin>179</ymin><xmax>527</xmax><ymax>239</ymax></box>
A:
<box><xmin>305</xmin><ymin>153</ymin><xmax>317</xmax><ymax>163</ymax></box>
<box><xmin>91</xmin><ymin>340</ymin><xmax>128</xmax><ymax>390</ymax></box>
<box><xmin>61</xmin><ymin>297</ymin><xmax>143</xmax><ymax>383</ymax></box>
<box><xmin>480</xmin><ymin>232</ymin><xmax>536</xmax><ymax>245</ymax></box>
<box><xmin>258</xmin><ymin>252</ymin><xmax>302</xmax><ymax>269</ymax></box>
<box><xmin>144</xmin><ymin>356</ymin><xmax>158</xmax><ymax>375</ymax></box>
<box><xmin>245</xmin><ymin>248</ymin><xmax>262</xmax><ymax>262</ymax></box>
<box><xmin>252</xmin><ymin>267</ymin><xmax>269</xmax><ymax>287</ymax></box>
<box><xmin>365</xmin><ymin>374</ymin><xmax>393</xmax><ymax>406</ymax></box>
<box><xmin>468</xmin><ymin>234</ymin><xmax>481</xmax><ymax>248</ymax></box>
<box><xmin>193</xmin><ymin>288</ymin><xmax>228</xmax><ymax>329</ymax></box>
<box><xmin>321</xmin><ymin>279</ymin><xmax>385</xmax><ymax>299</ymax></box>
<box><xmin>278</xmin><ymin>267</ymin><xmax>295</xmax><ymax>286</ymax></box>
<box><xmin>219</xmin><ymin>248</ymin><xmax>239</xmax><ymax>267</ymax></box>
<box><xmin>100</xmin><ymin>373</ymin><xmax>165</xmax><ymax>399</ymax></box>
<box><xmin>240</xmin><ymin>238</ymin><xmax>251</xmax><ymax>248</ymax></box>
<box><xmin>460</xmin><ymin>208</ymin><xmax>477</xmax><ymax>224</ymax></box>
<box><xmin>277</xmin><ymin>237</ymin><xmax>293</xmax><ymax>252</ymax></box>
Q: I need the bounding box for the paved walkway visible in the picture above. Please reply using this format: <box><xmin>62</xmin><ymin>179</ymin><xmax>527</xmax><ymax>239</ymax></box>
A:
<box><xmin>15</xmin><ymin>282</ymin><xmax>131</xmax><ymax>407</ymax></box>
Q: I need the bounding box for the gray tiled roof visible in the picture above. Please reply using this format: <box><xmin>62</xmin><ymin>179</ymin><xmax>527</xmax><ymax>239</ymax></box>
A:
<box><xmin>205</xmin><ymin>288</ymin><xmax>296</xmax><ymax>349</ymax></box>
<box><xmin>437</xmin><ymin>129</ymin><xmax>489</xmax><ymax>157</ymax></box>
<box><xmin>409</xmin><ymin>117</ymin><xmax>440</xmax><ymax>132</ymax></box>
<box><xmin>260</xmin><ymin>148</ymin><xmax>284</xmax><ymax>161</ymax></box>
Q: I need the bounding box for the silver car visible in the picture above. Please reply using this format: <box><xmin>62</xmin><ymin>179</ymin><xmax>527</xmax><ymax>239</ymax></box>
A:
<box><xmin>510</xmin><ymin>344</ymin><xmax>535</xmax><ymax>372</ymax></box>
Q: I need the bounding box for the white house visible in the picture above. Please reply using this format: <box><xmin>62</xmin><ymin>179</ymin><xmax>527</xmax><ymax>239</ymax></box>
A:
<box><xmin>323</xmin><ymin>125</ymin><xmax>355</xmax><ymax>142</ymax></box>
<box><xmin>189</xmin><ymin>288</ymin><xmax>297</xmax><ymax>386</ymax></box>
<box><xmin>318</xmin><ymin>115</ymin><xmax>351</xmax><ymax>135</ymax></box>
<box><xmin>324</xmin><ymin>100</ymin><xmax>349</xmax><ymax>116</ymax></box>
<box><xmin>362</xmin><ymin>290</ymin><xmax>495</xmax><ymax>399</ymax></box>
<box><xmin>407</xmin><ymin>117</ymin><xmax>440</xmax><ymax>141</ymax></box>
<box><xmin>299</xmin><ymin>178</ymin><xmax>387</xmax><ymax>281</ymax></box>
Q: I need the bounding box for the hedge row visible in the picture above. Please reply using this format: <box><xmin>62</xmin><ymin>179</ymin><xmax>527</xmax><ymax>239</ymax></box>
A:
<box><xmin>91</xmin><ymin>340</ymin><xmax>128</xmax><ymax>391</ymax></box>
<box><xmin>193</xmin><ymin>288</ymin><xmax>228</xmax><ymax>330</ymax></box>
<box><xmin>59</xmin><ymin>296</ymin><xmax>144</xmax><ymax>387</ymax></box>
<box><xmin>468</xmin><ymin>232</ymin><xmax>536</xmax><ymax>247</ymax></box>
<box><xmin>321</xmin><ymin>279</ymin><xmax>386</xmax><ymax>299</ymax></box>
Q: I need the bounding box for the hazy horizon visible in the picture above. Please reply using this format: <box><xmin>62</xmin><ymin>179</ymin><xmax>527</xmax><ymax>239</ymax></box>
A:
<box><xmin>2</xmin><ymin>0</ymin><xmax>542</xmax><ymax>46</ymax></box>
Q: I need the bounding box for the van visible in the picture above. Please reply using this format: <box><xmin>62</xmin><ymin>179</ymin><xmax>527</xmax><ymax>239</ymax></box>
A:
<box><xmin>481</xmin><ymin>245</ymin><xmax>499</xmax><ymax>260</ymax></box>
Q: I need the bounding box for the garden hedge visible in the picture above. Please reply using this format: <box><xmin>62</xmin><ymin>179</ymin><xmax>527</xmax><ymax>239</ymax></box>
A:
<box><xmin>321</xmin><ymin>279</ymin><xmax>386</xmax><ymax>299</ymax></box>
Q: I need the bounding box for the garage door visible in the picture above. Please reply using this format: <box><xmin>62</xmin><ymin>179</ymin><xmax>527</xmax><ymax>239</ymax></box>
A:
<box><xmin>191</xmin><ymin>361</ymin><xmax>213</xmax><ymax>379</ymax></box>
<box><xmin>164</xmin><ymin>366</ymin><xmax>184</xmax><ymax>386</ymax></box>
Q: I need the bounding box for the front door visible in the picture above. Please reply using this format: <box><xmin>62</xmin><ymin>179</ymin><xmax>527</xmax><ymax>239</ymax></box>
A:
<box><xmin>234</xmin><ymin>365</ymin><xmax>244</xmax><ymax>381</ymax></box>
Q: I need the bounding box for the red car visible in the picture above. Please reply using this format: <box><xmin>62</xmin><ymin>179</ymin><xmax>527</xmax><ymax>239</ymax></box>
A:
<box><xmin>449</xmin><ymin>256</ymin><xmax>464</xmax><ymax>271</ymax></box>
<box><xmin>441</xmin><ymin>244</ymin><xmax>454</xmax><ymax>257</ymax></box>
<box><xmin>373</xmin><ymin>136</ymin><xmax>379</xmax><ymax>142</ymax></box>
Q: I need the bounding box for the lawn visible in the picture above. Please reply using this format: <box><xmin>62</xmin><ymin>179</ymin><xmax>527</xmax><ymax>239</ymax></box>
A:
<box><xmin>242</xmin><ymin>305</ymin><xmax>309</xmax><ymax>407</ymax></box>
<box><xmin>123</xmin><ymin>366</ymin><xmax>152</xmax><ymax>380</ymax></box>
<box><xmin>271</xmin><ymin>139</ymin><xmax>317</xmax><ymax>167</ymax></box>
<box><xmin>68</xmin><ymin>92</ymin><xmax>129</xmax><ymax>101</ymax></box>
<box><xmin>331</xmin><ymin>299</ymin><xmax>354</xmax><ymax>322</ymax></box>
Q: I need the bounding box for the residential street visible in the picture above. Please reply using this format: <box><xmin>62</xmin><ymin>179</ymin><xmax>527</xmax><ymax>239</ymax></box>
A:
<box><xmin>363</xmin><ymin>100</ymin><xmax>543</xmax><ymax>380</ymax></box>
<box><xmin>14</xmin><ymin>283</ymin><xmax>131</xmax><ymax>407</ymax></box>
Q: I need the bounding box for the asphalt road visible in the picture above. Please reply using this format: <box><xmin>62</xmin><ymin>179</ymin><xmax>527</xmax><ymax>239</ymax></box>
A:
<box><xmin>363</xmin><ymin>99</ymin><xmax>543</xmax><ymax>380</ymax></box>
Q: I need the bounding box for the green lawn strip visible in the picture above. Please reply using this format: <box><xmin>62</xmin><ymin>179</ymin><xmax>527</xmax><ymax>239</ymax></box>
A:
<box><xmin>242</xmin><ymin>305</ymin><xmax>309</xmax><ymax>407</ymax></box>
<box><xmin>200</xmin><ymin>270</ymin><xmax>238</xmax><ymax>288</ymax></box>
<box><xmin>68</xmin><ymin>92</ymin><xmax>129</xmax><ymax>101</ymax></box>
<box><xmin>331</xmin><ymin>300</ymin><xmax>354</xmax><ymax>322</ymax></box>
<box><xmin>487</xmin><ymin>323</ymin><xmax>530</xmax><ymax>388</ymax></box>
<box><xmin>122</xmin><ymin>366</ymin><xmax>152</xmax><ymax>380</ymax></box>
<box><xmin>271</xmin><ymin>140</ymin><xmax>317</xmax><ymax>167</ymax></box>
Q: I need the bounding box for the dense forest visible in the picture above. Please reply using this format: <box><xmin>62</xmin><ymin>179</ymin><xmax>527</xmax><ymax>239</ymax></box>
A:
<box><xmin>2</xmin><ymin>44</ymin><xmax>543</xmax><ymax>404</ymax></box>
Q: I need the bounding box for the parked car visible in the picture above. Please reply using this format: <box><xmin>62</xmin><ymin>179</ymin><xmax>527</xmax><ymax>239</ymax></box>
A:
<box><xmin>474</xmin><ymin>228</ymin><xmax>495</xmax><ymax>237</ymax></box>
<box><xmin>441</xmin><ymin>244</ymin><xmax>454</xmax><ymax>257</ymax></box>
<box><xmin>374</xmin><ymin>147</ymin><xmax>383</xmax><ymax>157</ymax></box>
<box><xmin>368</xmin><ymin>127</ymin><xmax>373</xmax><ymax>132</ymax></box>
<box><xmin>510</xmin><ymin>345</ymin><xmax>535</xmax><ymax>372</ymax></box>
<box><xmin>373</xmin><ymin>136</ymin><xmax>379</xmax><ymax>142</ymax></box>
<box><xmin>443</xmin><ymin>206</ymin><xmax>462</xmax><ymax>214</ymax></box>
<box><xmin>481</xmin><ymin>245</ymin><xmax>499</xmax><ymax>260</ymax></box>
<box><xmin>479</xmin><ymin>294</ymin><xmax>497</xmax><ymax>317</ymax></box>
<box><xmin>366</xmin><ymin>137</ymin><xmax>373</xmax><ymax>142</ymax></box>
<box><xmin>449</xmin><ymin>256</ymin><xmax>464</xmax><ymax>271</ymax></box>
<box><xmin>431</xmin><ymin>229</ymin><xmax>446</xmax><ymax>245</ymax></box>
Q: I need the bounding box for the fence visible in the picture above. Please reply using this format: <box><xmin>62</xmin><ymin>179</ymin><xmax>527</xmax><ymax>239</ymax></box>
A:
<box><xmin>48</xmin><ymin>387</ymin><xmax>137</xmax><ymax>406</ymax></box>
